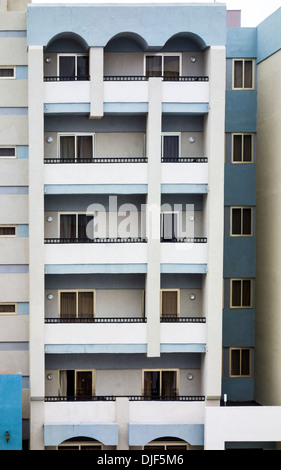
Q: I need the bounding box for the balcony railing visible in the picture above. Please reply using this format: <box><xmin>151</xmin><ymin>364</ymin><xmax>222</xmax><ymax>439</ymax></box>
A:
<box><xmin>160</xmin><ymin>316</ymin><xmax>206</xmax><ymax>323</ymax></box>
<box><xmin>44</xmin><ymin>237</ymin><xmax>147</xmax><ymax>244</ymax></box>
<box><xmin>161</xmin><ymin>157</ymin><xmax>208</xmax><ymax>163</ymax></box>
<box><xmin>103</xmin><ymin>75</ymin><xmax>208</xmax><ymax>82</ymax></box>
<box><xmin>45</xmin><ymin>395</ymin><xmax>205</xmax><ymax>402</ymax></box>
<box><xmin>45</xmin><ymin>317</ymin><xmax>147</xmax><ymax>323</ymax></box>
<box><xmin>44</xmin><ymin>76</ymin><xmax>90</xmax><ymax>82</ymax></box>
<box><xmin>161</xmin><ymin>237</ymin><xmax>207</xmax><ymax>243</ymax></box>
<box><xmin>44</xmin><ymin>157</ymin><xmax>148</xmax><ymax>164</ymax></box>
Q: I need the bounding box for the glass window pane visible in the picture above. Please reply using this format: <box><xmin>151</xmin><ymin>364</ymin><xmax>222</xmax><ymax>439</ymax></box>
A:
<box><xmin>60</xmin><ymin>136</ymin><xmax>75</xmax><ymax>160</ymax></box>
<box><xmin>162</xmin><ymin>135</ymin><xmax>179</xmax><ymax>161</ymax></box>
<box><xmin>232</xmin><ymin>209</ymin><xmax>242</xmax><ymax>235</ymax></box>
<box><xmin>162</xmin><ymin>371</ymin><xmax>177</xmax><ymax>397</ymax></box>
<box><xmin>164</xmin><ymin>56</ymin><xmax>179</xmax><ymax>77</ymax></box>
<box><xmin>60</xmin><ymin>214</ymin><xmax>76</xmax><ymax>239</ymax></box>
<box><xmin>77</xmin><ymin>55</ymin><xmax>89</xmax><ymax>78</ymax></box>
<box><xmin>76</xmin><ymin>371</ymin><xmax>92</xmax><ymax>398</ymax></box>
<box><xmin>243</xmin><ymin>208</ymin><xmax>252</xmax><ymax>235</ymax></box>
<box><xmin>234</xmin><ymin>60</ymin><xmax>243</xmax><ymax>88</ymax></box>
<box><xmin>0</xmin><ymin>68</ymin><xmax>14</xmax><ymax>78</ymax></box>
<box><xmin>243</xmin><ymin>134</ymin><xmax>252</xmax><ymax>162</ymax></box>
<box><xmin>144</xmin><ymin>371</ymin><xmax>160</xmax><ymax>397</ymax></box>
<box><xmin>0</xmin><ymin>147</ymin><xmax>15</xmax><ymax>157</ymax></box>
<box><xmin>232</xmin><ymin>280</ymin><xmax>241</xmax><ymax>307</ymax></box>
<box><xmin>78</xmin><ymin>214</ymin><xmax>94</xmax><ymax>239</ymax></box>
<box><xmin>0</xmin><ymin>304</ymin><xmax>16</xmax><ymax>313</ymax></box>
<box><xmin>161</xmin><ymin>213</ymin><xmax>178</xmax><ymax>240</ymax></box>
<box><xmin>59</xmin><ymin>56</ymin><xmax>75</xmax><ymax>77</ymax></box>
<box><xmin>146</xmin><ymin>56</ymin><xmax>162</xmax><ymax>77</ymax></box>
<box><xmin>244</xmin><ymin>60</ymin><xmax>253</xmax><ymax>88</ymax></box>
<box><xmin>161</xmin><ymin>291</ymin><xmax>178</xmax><ymax>317</ymax></box>
<box><xmin>60</xmin><ymin>292</ymin><xmax>76</xmax><ymax>318</ymax></box>
<box><xmin>78</xmin><ymin>292</ymin><xmax>94</xmax><ymax>318</ymax></box>
<box><xmin>242</xmin><ymin>280</ymin><xmax>251</xmax><ymax>307</ymax></box>
<box><xmin>0</xmin><ymin>226</ymin><xmax>16</xmax><ymax>236</ymax></box>
<box><xmin>77</xmin><ymin>136</ymin><xmax>93</xmax><ymax>159</ymax></box>
<box><xmin>231</xmin><ymin>349</ymin><xmax>240</xmax><ymax>375</ymax></box>
<box><xmin>233</xmin><ymin>135</ymin><xmax>242</xmax><ymax>162</ymax></box>
<box><xmin>241</xmin><ymin>349</ymin><xmax>250</xmax><ymax>375</ymax></box>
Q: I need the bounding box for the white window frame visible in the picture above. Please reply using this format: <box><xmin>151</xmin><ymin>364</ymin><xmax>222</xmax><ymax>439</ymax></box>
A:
<box><xmin>230</xmin><ymin>206</ymin><xmax>253</xmax><ymax>237</ymax></box>
<box><xmin>58</xmin><ymin>289</ymin><xmax>96</xmax><ymax>318</ymax></box>
<box><xmin>232</xmin><ymin>58</ymin><xmax>255</xmax><ymax>90</ymax></box>
<box><xmin>0</xmin><ymin>66</ymin><xmax>16</xmax><ymax>80</ymax></box>
<box><xmin>57</xmin><ymin>53</ymin><xmax>89</xmax><ymax>77</ymax></box>
<box><xmin>58</xmin><ymin>133</ymin><xmax>95</xmax><ymax>160</ymax></box>
<box><xmin>230</xmin><ymin>278</ymin><xmax>253</xmax><ymax>309</ymax></box>
<box><xmin>231</xmin><ymin>133</ymin><xmax>254</xmax><ymax>164</ymax></box>
<box><xmin>144</xmin><ymin>53</ymin><xmax>182</xmax><ymax>76</ymax></box>
<box><xmin>0</xmin><ymin>225</ymin><xmax>17</xmax><ymax>237</ymax></box>
<box><xmin>58</xmin><ymin>211</ymin><xmax>95</xmax><ymax>239</ymax></box>
<box><xmin>0</xmin><ymin>146</ymin><xmax>17</xmax><ymax>159</ymax></box>
<box><xmin>229</xmin><ymin>348</ymin><xmax>251</xmax><ymax>377</ymax></box>
<box><xmin>0</xmin><ymin>303</ymin><xmax>17</xmax><ymax>315</ymax></box>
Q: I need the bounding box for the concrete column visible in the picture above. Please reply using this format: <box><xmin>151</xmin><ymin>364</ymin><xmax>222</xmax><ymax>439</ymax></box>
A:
<box><xmin>203</xmin><ymin>46</ymin><xmax>225</xmax><ymax>402</ymax></box>
<box><xmin>28</xmin><ymin>45</ymin><xmax>45</xmax><ymax>450</ymax></box>
<box><xmin>90</xmin><ymin>47</ymin><xmax>104</xmax><ymax>119</ymax></box>
<box><xmin>146</xmin><ymin>77</ymin><xmax>162</xmax><ymax>357</ymax></box>
<box><xmin>116</xmin><ymin>398</ymin><xmax>129</xmax><ymax>450</ymax></box>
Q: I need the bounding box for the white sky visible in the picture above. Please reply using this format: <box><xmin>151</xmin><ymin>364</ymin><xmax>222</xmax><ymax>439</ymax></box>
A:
<box><xmin>32</xmin><ymin>0</ymin><xmax>281</xmax><ymax>27</ymax></box>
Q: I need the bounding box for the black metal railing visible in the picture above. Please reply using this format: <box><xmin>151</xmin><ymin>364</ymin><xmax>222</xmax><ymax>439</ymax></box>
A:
<box><xmin>161</xmin><ymin>237</ymin><xmax>207</xmax><ymax>243</ymax></box>
<box><xmin>44</xmin><ymin>76</ymin><xmax>90</xmax><ymax>81</ymax></box>
<box><xmin>44</xmin><ymin>157</ymin><xmax>148</xmax><ymax>164</ymax></box>
<box><xmin>44</xmin><ymin>237</ymin><xmax>147</xmax><ymax>244</ymax></box>
<box><xmin>45</xmin><ymin>395</ymin><xmax>205</xmax><ymax>402</ymax></box>
<box><xmin>103</xmin><ymin>75</ymin><xmax>208</xmax><ymax>82</ymax></box>
<box><xmin>161</xmin><ymin>157</ymin><xmax>208</xmax><ymax>163</ymax></box>
<box><xmin>160</xmin><ymin>316</ymin><xmax>206</xmax><ymax>323</ymax></box>
<box><xmin>45</xmin><ymin>317</ymin><xmax>147</xmax><ymax>324</ymax></box>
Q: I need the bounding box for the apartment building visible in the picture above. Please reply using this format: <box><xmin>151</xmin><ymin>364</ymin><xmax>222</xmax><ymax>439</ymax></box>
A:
<box><xmin>0</xmin><ymin>0</ymin><xmax>281</xmax><ymax>451</ymax></box>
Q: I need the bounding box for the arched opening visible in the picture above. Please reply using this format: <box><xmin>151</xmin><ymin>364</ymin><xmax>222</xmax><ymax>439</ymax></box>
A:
<box><xmin>44</xmin><ymin>33</ymin><xmax>89</xmax><ymax>81</ymax></box>
<box><xmin>105</xmin><ymin>32</ymin><xmax>148</xmax><ymax>52</ymax></box>
<box><xmin>58</xmin><ymin>436</ymin><xmax>104</xmax><ymax>451</ymax></box>
<box><xmin>144</xmin><ymin>437</ymin><xmax>189</xmax><ymax>451</ymax></box>
<box><xmin>162</xmin><ymin>32</ymin><xmax>207</xmax><ymax>52</ymax></box>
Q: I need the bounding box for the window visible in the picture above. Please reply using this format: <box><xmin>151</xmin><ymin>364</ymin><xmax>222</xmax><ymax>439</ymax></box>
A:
<box><xmin>58</xmin><ymin>54</ymin><xmax>89</xmax><ymax>80</ymax></box>
<box><xmin>59</xmin><ymin>213</ymin><xmax>94</xmax><ymax>239</ymax></box>
<box><xmin>232</xmin><ymin>134</ymin><xmax>253</xmax><ymax>163</ymax></box>
<box><xmin>59</xmin><ymin>290</ymin><xmax>95</xmax><ymax>318</ymax></box>
<box><xmin>161</xmin><ymin>134</ymin><xmax>180</xmax><ymax>161</ymax></box>
<box><xmin>59</xmin><ymin>369</ymin><xmax>95</xmax><ymax>399</ymax></box>
<box><xmin>143</xmin><ymin>370</ymin><xmax>178</xmax><ymax>398</ymax></box>
<box><xmin>0</xmin><ymin>303</ymin><xmax>16</xmax><ymax>315</ymax></box>
<box><xmin>0</xmin><ymin>226</ymin><xmax>16</xmax><ymax>237</ymax></box>
<box><xmin>0</xmin><ymin>67</ymin><xmax>15</xmax><ymax>79</ymax></box>
<box><xmin>0</xmin><ymin>147</ymin><xmax>16</xmax><ymax>158</ymax></box>
<box><xmin>161</xmin><ymin>290</ymin><xmax>179</xmax><ymax>318</ymax></box>
<box><xmin>230</xmin><ymin>279</ymin><xmax>252</xmax><ymax>308</ymax></box>
<box><xmin>160</xmin><ymin>212</ymin><xmax>179</xmax><ymax>241</ymax></box>
<box><xmin>144</xmin><ymin>439</ymin><xmax>189</xmax><ymax>451</ymax></box>
<box><xmin>231</xmin><ymin>207</ymin><xmax>253</xmax><ymax>236</ymax></box>
<box><xmin>58</xmin><ymin>439</ymin><xmax>103</xmax><ymax>450</ymax></box>
<box><xmin>233</xmin><ymin>59</ymin><xmax>254</xmax><ymax>89</ymax></box>
<box><xmin>145</xmin><ymin>54</ymin><xmax>181</xmax><ymax>78</ymax></box>
<box><xmin>230</xmin><ymin>348</ymin><xmax>251</xmax><ymax>377</ymax></box>
<box><xmin>59</xmin><ymin>134</ymin><xmax>94</xmax><ymax>161</ymax></box>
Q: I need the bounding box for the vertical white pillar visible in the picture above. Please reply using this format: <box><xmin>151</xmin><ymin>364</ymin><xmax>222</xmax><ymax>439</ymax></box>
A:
<box><xmin>28</xmin><ymin>45</ymin><xmax>45</xmax><ymax>450</ymax></box>
<box><xmin>146</xmin><ymin>77</ymin><xmax>162</xmax><ymax>357</ymax></box>
<box><xmin>116</xmin><ymin>397</ymin><xmax>129</xmax><ymax>450</ymax></box>
<box><xmin>90</xmin><ymin>47</ymin><xmax>104</xmax><ymax>119</ymax></box>
<box><xmin>204</xmin><ymin>46</ymin><xmax>225</xmax><ymax>403</ymax></box>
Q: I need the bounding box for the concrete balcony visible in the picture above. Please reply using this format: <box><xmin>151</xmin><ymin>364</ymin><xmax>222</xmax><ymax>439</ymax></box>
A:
<box><xmin>161</xmin><ymin>240</ymin><xmax>208</xmax><ymax>265</ymax></box>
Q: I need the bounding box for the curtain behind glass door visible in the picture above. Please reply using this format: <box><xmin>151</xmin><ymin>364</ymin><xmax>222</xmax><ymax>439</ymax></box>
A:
<box><xmin>77</xmin><ymin>56</ymin><xmax>89</xmax><ymax>79</ymax></box>
<box><xmin>59</xmin><ymin>56</ymin><xmax>75</xmax><ymax>78</ymax></box>
<box><xmin>164</xmin><ymin>56</ymin><xmax>179</xmax><ymax>77</ymax></box>
<box><xmin>146</xmin><ymin>56</ymin><xmax>162</xmax><ymax>77</ymax></box>
<box><xmin>60</xmin><ymin>214</ymin><xmax>76</xmax><ymax>238</ymax></box>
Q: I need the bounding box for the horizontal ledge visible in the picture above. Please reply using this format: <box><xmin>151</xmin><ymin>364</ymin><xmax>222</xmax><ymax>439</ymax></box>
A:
<box><xmin>45</xmin><ymin>264</ymin><xmax>147</xmax><ymax>274</ymax></box>
<box><xmin>44</xmin><ymin>343</ymin><xmax>206</xmax><ymax>354</ymax></box>
<box><xmin>44</xmin><ymin>184</ymin><xmax>148</xmax><ymax>194</ymax></box>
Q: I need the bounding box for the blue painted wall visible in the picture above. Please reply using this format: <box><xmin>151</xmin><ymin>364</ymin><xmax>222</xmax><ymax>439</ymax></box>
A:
<box><xmin>0</xmin><ymin>374</ymin><xmax>22</xmax><ymax>450</ymax></box>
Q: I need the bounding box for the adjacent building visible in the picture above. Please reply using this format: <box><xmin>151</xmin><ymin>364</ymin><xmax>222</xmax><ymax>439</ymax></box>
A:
<box><xmin>0</xmin><ymin>0</ymin><xmax>281</xmax><ymax>451</ymax></box>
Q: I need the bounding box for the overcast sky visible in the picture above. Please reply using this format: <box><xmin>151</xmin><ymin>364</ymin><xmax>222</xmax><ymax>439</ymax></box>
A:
<box><xmin>33</xmin><ymin>0</ymin><xmax>281</xmax><ymax>27</ymax></box>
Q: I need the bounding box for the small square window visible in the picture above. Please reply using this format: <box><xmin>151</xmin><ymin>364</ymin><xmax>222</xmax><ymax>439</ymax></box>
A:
<box><xmin>0</xmin><ymin>304</ymin><xmax>16</xmax><ymax>314</ymax></box>
<box><xmin>230</xmin><ymin>279</ymin><xmax>252</xmax><ymax>308</ymax></box>
<box><xmin>232</xmin><ymin>134</ymin><xmax>253</xmax><ymax>163</ymax></box>
<box><xmin>230</xmin><ymin>348</ymin><xmax>251</xmax><ymax>377</ymax></box>
<box><xmin>231</xmin><ymin>207</ymin><xmax>253</xmax><ymax>236</ymax></box>
<box><xmin>0</xmin><ymin>226</ymin><xmax>16</xmax><ymax>237</ymax></box>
